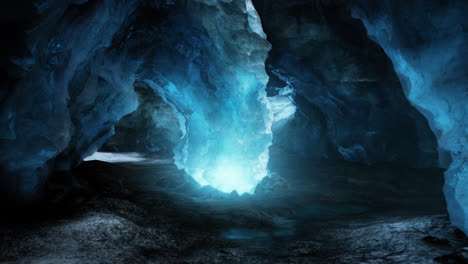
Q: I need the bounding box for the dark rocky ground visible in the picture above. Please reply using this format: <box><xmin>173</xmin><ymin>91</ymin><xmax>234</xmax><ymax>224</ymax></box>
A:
<box><xmin>0</xmin><ymin>151</ymin><xmax>466</xmax><ymax>264</ymax></box>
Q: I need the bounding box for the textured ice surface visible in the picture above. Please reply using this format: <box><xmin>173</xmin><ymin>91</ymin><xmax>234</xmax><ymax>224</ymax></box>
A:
<box><xmin>100</xmin><ymin>0</ymin><xmax>275</xmax><ymax>194</ymax></box>
<box><xmin>0</xmin><ymin>0</ymin><xmax>139</xmax><ymax>198</ymax></box>
<box><xmin>169</xmin><ymin>0</ymin><xmax>274</xmax><ymax>194</ymax></box>
<box><xmin>0</xmin><ymin>0</ymin><xmax>276</xmax><ymax>198</ymax></box>
<box><xmin>252</xmin><ymin>0</ymin><xmax>439</xmax><ymax>167</ymax></box>
<box><xmin>171</xmin><ymin>69</ymin><xmax>273</xmax><ymax>194</ymax></box>
<box><xmin>354</xmin><ymin>0</ymin><xmax>468</xmax><ymax>234</ymax></box>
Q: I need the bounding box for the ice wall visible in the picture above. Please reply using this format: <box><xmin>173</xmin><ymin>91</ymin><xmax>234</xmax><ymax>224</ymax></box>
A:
<box><xmin>167</xmin><ymin>0</ymin><xmax>274</xmax><ymax>194</ymax></box>
<box><xmin>0</xmin><ymin>0</ymin><xmax>139</xmax><ymax>200</ymax></box>
<box><xmin>252</xmin><ymin>0</ymin><xmax>439</xmax><ymax>167</ymax></box>
<box><xmin>0</xmin><ymin>0</ymin><xmax>275</xmax><ymax>199</ymax></box>
<box><xmin>116</xmin><ymin>0</ymin><xmax>275</xmax><ymax>194</ymax></box>
<box><xmin>354</xmin><ymin>0</ymin><xmax>468</xmax><ymax>233</ymax></box>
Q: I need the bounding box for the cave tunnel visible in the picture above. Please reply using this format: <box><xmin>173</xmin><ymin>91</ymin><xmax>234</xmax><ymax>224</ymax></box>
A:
<box><xmin>0</xmin><ymin>0</ymin><xmax>467</xmax><ymax>263</ymax></box>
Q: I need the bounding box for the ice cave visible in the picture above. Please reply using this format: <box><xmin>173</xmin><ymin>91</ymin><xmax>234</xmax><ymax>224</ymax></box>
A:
<box><xmin>0</xmin><ymin>0</ymin><xmax>467</xmax><ymax>263</ymax></box>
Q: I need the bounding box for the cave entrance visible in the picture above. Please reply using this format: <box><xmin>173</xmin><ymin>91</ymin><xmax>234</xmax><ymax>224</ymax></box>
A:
<box><xmin>83</xmin><ymin>81</ymin><xmax>192</xmax><ymax>192</ymax></box>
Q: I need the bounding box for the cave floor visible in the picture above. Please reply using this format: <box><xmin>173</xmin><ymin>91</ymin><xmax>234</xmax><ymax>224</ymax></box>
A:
<box><xmin>0</xmin><ymin>152</ymin><xmax>466</xmax><ymax>264</ymax></box>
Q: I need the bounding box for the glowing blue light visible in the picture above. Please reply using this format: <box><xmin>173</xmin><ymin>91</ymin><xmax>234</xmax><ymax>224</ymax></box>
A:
<box><xmin>141</xmin><ymin>64</ymin><xmax>297</xmax><ymax>194</ymax></box>
<box><xmin>210</xmin><ymin>161</ymin><xmax>251</xmax><ymax>193</ymax></box>
<box><xmin>164</xmin><ymin>69</ymin><xmax>274</xmax><ymax>194</ymax></box>
<box><xmin>141</xmin><ymin>11</ymin><xmax>297</xmax><ymax>194</ymax></box>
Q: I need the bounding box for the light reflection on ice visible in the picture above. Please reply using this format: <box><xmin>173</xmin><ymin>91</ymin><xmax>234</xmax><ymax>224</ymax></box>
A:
<box><xmin>84</xmin><ymin>152</ymin><xmax>172</xmax><ymax>164</ymax></box>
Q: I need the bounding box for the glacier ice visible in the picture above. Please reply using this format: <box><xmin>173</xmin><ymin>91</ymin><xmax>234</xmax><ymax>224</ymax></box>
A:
<box><xmin>354</xmin><ymin>0</ymin><xmax>468</xmax><ymax>233</ymax></box>
<box><xmin>173</xmin><ymin>70</ymin><xmax>274</xmax><ymax>194</ymax></box>
<box><xmin>0</xmin><ymin>0</ymin><xmax>140</xmax><ymax>199</ymax></box>
<box><xmin>135</xmin><ymin>0</ymin><xmax>276</xmax><ymax>194</ymax></box>
<box><xmin>251</xmin><ymin>0</ymin><xmax>439</xmax><ymax>167</ymax></box>
<box><xmin>0</xmin><ymin>0</ymin><xmax>278</xmax><ymax>199</ymax></box>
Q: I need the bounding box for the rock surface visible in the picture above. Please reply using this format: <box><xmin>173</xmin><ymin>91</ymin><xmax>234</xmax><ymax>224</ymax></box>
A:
<box><xmin>0</xmin><ymin>156</ymin><xmax>463</xmax><ymax>264</ymax></box>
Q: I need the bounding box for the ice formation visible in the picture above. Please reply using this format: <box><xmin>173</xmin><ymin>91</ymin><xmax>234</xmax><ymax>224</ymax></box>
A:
<box><xmin>354</xmin><ymin>0</ymin><xmax>468</xmax><ymax>234</ymax></box>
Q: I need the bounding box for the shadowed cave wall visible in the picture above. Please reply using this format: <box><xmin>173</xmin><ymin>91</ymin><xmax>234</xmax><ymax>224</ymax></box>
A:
<box><xmin>252</xmin><ymin>0</ymin><xmax>439</xmax><ymax>168</ymax></box>
<box><xmin>354</xmin><ymin>0</ymin><xmax>468</xmax><ymax>235</ymax></box>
